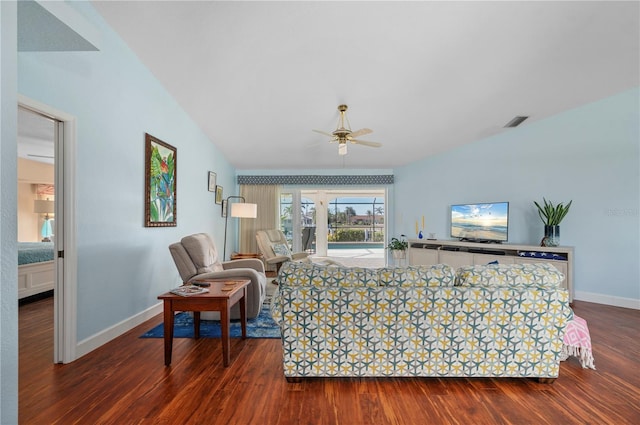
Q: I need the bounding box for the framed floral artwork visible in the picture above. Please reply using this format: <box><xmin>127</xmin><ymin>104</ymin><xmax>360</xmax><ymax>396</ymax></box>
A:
<box><xmin>145</xmin><ymin>133</ymin><xmax>177</xmax><ymax>227</ymax></box>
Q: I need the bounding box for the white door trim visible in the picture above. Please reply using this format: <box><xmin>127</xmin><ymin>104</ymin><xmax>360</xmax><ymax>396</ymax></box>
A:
<box><xmin>18</xmin><ymin>94</ymin><xmax>77</xmax><ymax>363</ymax></box>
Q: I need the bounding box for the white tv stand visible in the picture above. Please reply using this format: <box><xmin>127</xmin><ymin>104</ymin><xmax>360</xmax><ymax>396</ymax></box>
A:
<box><xmin>408</xmin><ymin>239</ymin><xmax>574</xmax><ymax>302</ymax></box>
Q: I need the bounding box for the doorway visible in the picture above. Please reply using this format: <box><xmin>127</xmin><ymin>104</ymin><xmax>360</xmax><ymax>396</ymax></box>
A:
<box><xmin>18</xmin><ymin>97</ymin><xmax>77</xmax><ymax>364</ymax></box>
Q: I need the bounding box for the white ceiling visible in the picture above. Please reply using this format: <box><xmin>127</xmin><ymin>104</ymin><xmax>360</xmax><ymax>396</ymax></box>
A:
<box><xmin>83</xmin><ymin>1</ymin><xmax>636</xmax><ymax>169</ymax></box>
<box><xmin>18</xmin><ymin>107</ymin><xmax>55</xmax><ymax>165</ymax></box>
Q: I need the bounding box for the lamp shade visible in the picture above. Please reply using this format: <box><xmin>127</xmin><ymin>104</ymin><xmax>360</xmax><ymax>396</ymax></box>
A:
<box><xmin>230</xmin><ymin>202</ymin><xmax>257</xmax><ymax>218</ymax></box>
<box><xmin>34</xmin><ymin>199</ymin><xmax>54</xmax><ymax>214</ymax></box>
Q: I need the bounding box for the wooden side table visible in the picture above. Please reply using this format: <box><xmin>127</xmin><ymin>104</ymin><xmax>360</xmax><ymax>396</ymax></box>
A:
<box><xmin>230</xmin><ymin>252</ymin><xmax>263</xmax><ymax>261</ymax></box>
<box><xmin>157</xmin><ymin>279</ymin><xmax>250</xmax><ymax>367</ymax></box>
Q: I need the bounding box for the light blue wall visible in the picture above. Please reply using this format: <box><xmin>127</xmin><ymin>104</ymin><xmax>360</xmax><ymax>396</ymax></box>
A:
<box><xmin>1</xmin><ymin>2</ymin><xmax>19</xmax><ymax>423</ymax></box>
<box><xmin>394</xmin><ymin>88</ymin><xmax>639</xmax><ymax>303</ymax></box>
<box><xmin>18</xmin><ymin>2</ymin><xmax>237</xmax><ymax>341</ymax></box>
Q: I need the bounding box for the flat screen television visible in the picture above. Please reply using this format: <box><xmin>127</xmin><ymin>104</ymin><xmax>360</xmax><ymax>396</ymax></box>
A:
<box><xmin>450</xmin><ymin>202</ymin><xmax>509</xmax><ymax>243</ymax></box>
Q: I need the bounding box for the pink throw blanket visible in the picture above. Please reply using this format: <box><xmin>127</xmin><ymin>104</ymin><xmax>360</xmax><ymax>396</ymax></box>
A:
<box><xmin>561</xmin><ymin>314</ymin><xmax>596</xmax><ymax>369</ymax></box>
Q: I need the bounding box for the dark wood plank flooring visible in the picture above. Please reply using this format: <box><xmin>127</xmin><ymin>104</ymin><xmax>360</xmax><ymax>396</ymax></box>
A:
<box><xmin>19</xmin><ymin>297</ymin><xmax>640</xmax><ymax>424</ymax></box>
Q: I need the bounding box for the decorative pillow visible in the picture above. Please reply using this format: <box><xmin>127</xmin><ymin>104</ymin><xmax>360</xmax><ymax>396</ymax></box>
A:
<box><xmin>378</xmin><ymin>264</ymin><xmax>456</xmax><ymax>287</ymax></box>
<box><xmin>455</xmin><ymin>262</ymin><xmax>564</xmax><ymax>288</ymax></box>
<box><xmin>272</xmin><ymin>243</ymin><xmax>292</xmax><ymax>258</ymax></box>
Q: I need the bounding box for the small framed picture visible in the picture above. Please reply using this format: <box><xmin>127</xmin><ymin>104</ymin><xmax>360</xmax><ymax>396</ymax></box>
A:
<box><xmin>221</xmin><ymin>199</ymin><xmax>228</xmax><ymax>218</ymax></box>
<box><xmin>208</xmin><ymin>172</ymin><xmax>216</xmax><ymax>192</ymax></box>
<box><xmin>215</xmin><ymin>185</ymin><xmax>223</xmax><ymax>204</ymax></box>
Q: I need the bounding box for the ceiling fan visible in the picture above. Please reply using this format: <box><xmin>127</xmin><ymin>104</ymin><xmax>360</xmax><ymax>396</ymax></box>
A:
<box><xmin>312</xmin><ymin>104</ymin><xmax>382</xmax><ymax>155</ymax></box>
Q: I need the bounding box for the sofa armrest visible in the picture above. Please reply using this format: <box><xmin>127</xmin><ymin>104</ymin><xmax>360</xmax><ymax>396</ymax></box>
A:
<box><xmin>222</xmin><ymin>258</ymin><xmax>265</xmax><ymax>273</ymax></box>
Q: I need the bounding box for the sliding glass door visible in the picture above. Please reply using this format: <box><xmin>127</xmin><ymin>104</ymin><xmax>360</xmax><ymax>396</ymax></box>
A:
<box><xmin>279</xmin><ymin>188</ymin><xmax>385</xmax><ymax>258</ymax></box>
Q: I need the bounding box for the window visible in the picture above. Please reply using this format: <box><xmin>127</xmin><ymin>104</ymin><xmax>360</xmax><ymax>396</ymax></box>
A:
<box><xmin>327</xmin><ymin>196</ymin><xmax>385</xmax><ymax>243</ymax></box>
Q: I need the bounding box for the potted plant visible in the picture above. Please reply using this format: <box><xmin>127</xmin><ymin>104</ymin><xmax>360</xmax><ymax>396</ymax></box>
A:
<box><xmin>534</xmin><ymin>198</ymin><xmax>572</xmax><ymax>247</ymax></box>
<box><xmin>387</xmin><ymin>235</ymin><xmax>408</xmax><ymax>259</ymax></box>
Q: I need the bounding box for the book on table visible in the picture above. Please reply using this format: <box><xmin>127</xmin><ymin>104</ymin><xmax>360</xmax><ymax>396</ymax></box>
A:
<box><xmin>170</xmin><ymin>285</ymin><xmax>209</xmax><ymax>297</ymax></box>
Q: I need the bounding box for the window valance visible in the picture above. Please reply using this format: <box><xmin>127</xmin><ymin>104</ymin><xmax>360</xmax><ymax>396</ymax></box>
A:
<box><xmin>237</xmin><ymin>175</ymin><xmax>394</xmax><ymax>185</ymax></box>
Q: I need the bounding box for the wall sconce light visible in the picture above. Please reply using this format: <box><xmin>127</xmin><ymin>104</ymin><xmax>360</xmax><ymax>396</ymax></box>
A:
<box><xmin>34</xmin><ymin>199</ymin><xmax>55</xmax><ymax>242</ymax></box>
<box><xmin>222</xmin><ymin>195</ymin><xmax>257</xmax><ymax>260</ymax></box>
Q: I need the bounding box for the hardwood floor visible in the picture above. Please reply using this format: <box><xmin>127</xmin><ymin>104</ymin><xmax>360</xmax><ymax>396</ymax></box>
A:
<box><xmin>19</xmin><ymin>297</ymin><xmax>639</xmax><ymax>424</ymax></box>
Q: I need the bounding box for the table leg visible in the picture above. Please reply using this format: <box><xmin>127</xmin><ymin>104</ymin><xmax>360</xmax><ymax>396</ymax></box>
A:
<box><xmin>220</xmin><ymin>300</ymin><xmax>230</xmax><ymax>367</ymax></box>
<box><xmin>193</xmin><ymin>311</ymin><xmax>201</xmax><ymax>339</ymax></box>
<box><xmin>163</xmin><ymin>301</ymin><xmax>174</xmax><ymax>366</ymax></box>
<box><xmin>240</xmin><ymin>288</ymin><xmax>247</xmax><ymax>340</ymax></box>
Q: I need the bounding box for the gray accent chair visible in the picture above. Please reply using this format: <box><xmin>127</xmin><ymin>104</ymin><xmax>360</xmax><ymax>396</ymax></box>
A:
<box><xmin>169</xmin><ymin>233</ymin><xmax>267</xmax><ymax>319</ymax></box>
<box><xmin>256</xmin><ymin>229</ymin><xmax>311</xmax><ymax>273</ymax></box>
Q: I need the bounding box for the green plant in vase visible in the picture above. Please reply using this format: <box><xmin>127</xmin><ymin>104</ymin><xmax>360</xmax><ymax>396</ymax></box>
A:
<box><xmin>534</xmin><ymin>198</ymin><xmax>572</xmax><ymax>247</ymax></box>
<box><xmin>387</xmin><ymin>235</ymin><xmax>408</xmax><ymax>260</ymax></box>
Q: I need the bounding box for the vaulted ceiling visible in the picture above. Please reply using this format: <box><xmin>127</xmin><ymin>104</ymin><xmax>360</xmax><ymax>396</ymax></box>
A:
<box><xmin>86</xmin><ymin>1</ymin><xmax>638</xmax><ymax>170</ymax></box>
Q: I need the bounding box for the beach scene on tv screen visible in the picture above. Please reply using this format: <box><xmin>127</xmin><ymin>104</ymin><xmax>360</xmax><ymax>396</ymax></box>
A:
<box><xmin>451</xmin><ymin>203</ymin><xmax>508</xmax><ymax>241</ymax></box>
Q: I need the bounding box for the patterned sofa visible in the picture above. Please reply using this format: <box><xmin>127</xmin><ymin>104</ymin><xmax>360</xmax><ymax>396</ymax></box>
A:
<box><xmin>270</xmin><ymin>261</ymin><xmax>572</xmax><ymax>382</ymax></box>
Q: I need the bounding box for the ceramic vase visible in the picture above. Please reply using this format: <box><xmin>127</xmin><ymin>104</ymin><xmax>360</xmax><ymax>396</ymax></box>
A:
<box><xmin>391</xmin><ymin>249</ymin><xmax>406</xmax><ymax>260</ymax></box>
<box><xmin>544</xmin><ymin>225</ymin><xmax>560</xmax><ymax>247</ymax></box>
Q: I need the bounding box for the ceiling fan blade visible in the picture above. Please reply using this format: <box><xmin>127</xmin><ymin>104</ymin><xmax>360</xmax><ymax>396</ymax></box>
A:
<box><xmin>349</xmin><ymin>128</ymin><xmax>373</xmax><ymax>138</ymax></box>
<box><xmin>351</xmin><ymin>139</ymin><xmax>382</xmax><ymax>148</ymax></box>
<box><xmin>312</xmin><ymin>129</ymin><xmax>334</xmax><ymax>138</ymax></box>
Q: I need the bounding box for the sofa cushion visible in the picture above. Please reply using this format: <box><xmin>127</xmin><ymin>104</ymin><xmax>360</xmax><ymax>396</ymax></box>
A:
<box><xmin>276</xmin><ymin>261</ymin><xmax>315</xmax><ymax>286</ymax></box>
<box><xmin>378</xmin><ymin>264</ymin><xmax>456</xmax><ymax>287</ymax></box>
<box><xmin>313</xmin><ymin>266</ymin><xmax>379</xmax><ymax>287</ymax></box>
<box><xmin>455</xmin><ymin>262</ymin><xmax>564</xmax><ymax>288</ymax></box>
<box><xmin>277</xmin><ymin>261</ymin><xmax>378</xmax><ymax>287</ymax></box>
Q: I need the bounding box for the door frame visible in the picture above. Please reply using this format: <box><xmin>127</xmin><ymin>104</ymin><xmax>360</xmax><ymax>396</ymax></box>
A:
<box><xmin>19</xmin><ymin>94</ymin><xmax>77</xmax><ymax>363</ymax></box>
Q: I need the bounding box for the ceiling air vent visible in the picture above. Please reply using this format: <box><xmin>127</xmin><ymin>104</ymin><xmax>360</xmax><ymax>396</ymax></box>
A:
<box><xmin>504</xmin><ymin>116</ymin><xmax>529</xmax><ymax>128</ymax></box>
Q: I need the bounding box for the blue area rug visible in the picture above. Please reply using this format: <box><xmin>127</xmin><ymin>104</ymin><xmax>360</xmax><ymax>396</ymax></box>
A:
<box><xmin>141</xmin><ymin>305</ymin><xmax>280</xmax><ymax>339</ymax></box>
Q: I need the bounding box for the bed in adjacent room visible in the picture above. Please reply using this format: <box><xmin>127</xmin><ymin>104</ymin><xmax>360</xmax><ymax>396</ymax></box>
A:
<box><xmin>18</xmin><ymin>242</ymin><xmax>55</xmax><ymax>299</ymax></box>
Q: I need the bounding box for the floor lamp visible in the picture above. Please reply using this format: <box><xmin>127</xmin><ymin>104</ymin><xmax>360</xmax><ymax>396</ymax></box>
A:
<box><xmin>223</xmin><ymin>195</ymin><xmax>257</xmax><ymax>260</ymax></box>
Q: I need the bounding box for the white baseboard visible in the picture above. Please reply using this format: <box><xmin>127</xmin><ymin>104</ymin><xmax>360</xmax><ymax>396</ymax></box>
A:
<box><xmin>574</xmin><ymin>291</ymin><xmax>640</xmax><ymax>310</ymax></box>
<box><xmin>75</xmin><ymin>302</ymin><xmax>163</xmax><ymax>359</ymax></box>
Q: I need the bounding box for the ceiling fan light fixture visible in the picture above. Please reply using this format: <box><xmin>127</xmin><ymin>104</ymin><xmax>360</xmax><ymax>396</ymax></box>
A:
<box><xmin>338</xmin><ymin>142</ymin><xmax>348</xmax><ymax>156</ymax></box>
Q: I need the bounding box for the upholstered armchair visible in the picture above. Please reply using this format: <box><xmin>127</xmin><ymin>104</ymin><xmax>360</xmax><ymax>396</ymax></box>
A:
<box><xmin>256</xmin><ymin>229</ymin><xmax>311</xmax><ymax>273</ymax></box>
<box><xmin>169</xmin><ymin>233</ymin><xmax>267</xmax><ymax>319</ymax></box>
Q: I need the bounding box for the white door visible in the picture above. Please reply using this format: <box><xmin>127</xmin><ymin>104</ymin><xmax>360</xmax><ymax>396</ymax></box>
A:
<box><xmin>19</xmin><ymin>97</ymin><xmax>77</xmax><ymax>363</ymax></box>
